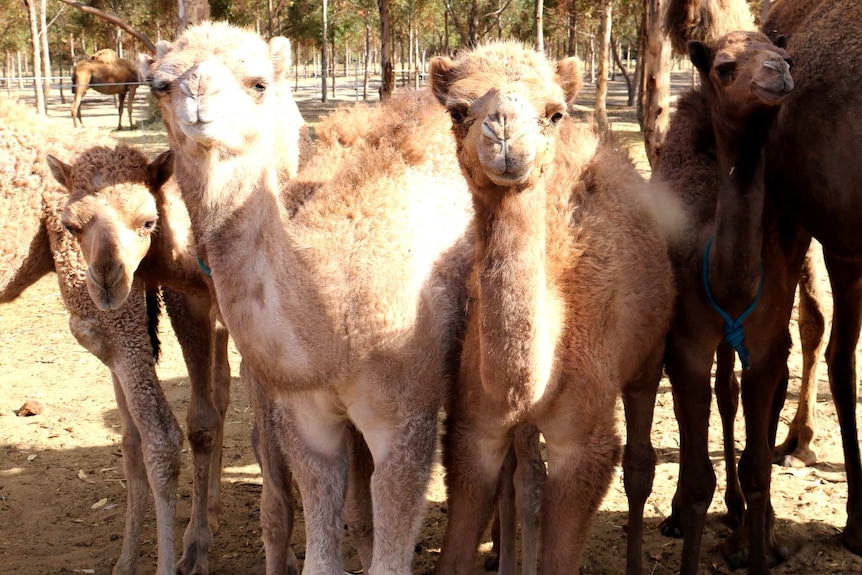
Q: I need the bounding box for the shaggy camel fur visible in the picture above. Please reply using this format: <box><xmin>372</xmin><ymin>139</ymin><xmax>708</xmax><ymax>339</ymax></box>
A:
<box><xmin>429</xmin><ymin>43</ymin><xmax>674</xmax><ymax>574</ymax></box>
<box><xmin>142</xmin><ymin>22</ymin><xmax>473</xmax><ymax>575</ymax></box>
<box><xmin>651</xmin><ymin>30</ymin><xmax>798</xmax><ymax>574</ymax></box>
<box><xmin>0</xmin><ymin>98</ymin><xmax>234</xmax><ymax>575</ymax></box>
<box><xmin>47</xmin><ymin>144</ymin><xmax>239</xmax><ymax>575</ymax></box>
<box><xmin>71</xmin><ymin>48</ymin><xmax>140</xmax><ymax>130</ymax></box>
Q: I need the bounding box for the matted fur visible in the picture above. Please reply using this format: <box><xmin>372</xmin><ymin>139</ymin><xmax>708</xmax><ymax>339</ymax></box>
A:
<box><xmin>664</xmin><ymin>0</ymin><xmax>755</xmax><ymax>55</ymax></box>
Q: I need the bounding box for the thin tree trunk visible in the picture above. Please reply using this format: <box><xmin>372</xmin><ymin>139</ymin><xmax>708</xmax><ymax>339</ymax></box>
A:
<box><xmin>534</xmin><ymin>0</ymin><xmax>544</xmax><ymax>52</ymax></box>
<box><xmin>611</xmin><ymin>34</ymin><xmax>634</xmax><ymax>105</ymax></box>
<box><xmin>39</xmin><ymin>0</ymin><xmax>51</xmax><ymax>105</ymax></box>
<box><xmin>379</xmin><ymin>0</ymin><xmax>394</xmax><ymax>101</ymax></box>
<box><xmin>24</xmin><ymin>0</ymin><xmax>45</xmax><ymax>114</ymax></box>
<box><xmin>761</xmin><ymin>0</ymin><xmax>771</xmax><ymax>23</ymax></box>
<box><xmin>177</xmin><ymin>0</ymin><xmax>210</xmax><ymax>34</ymax></box>
<box><xmin>639</xmin><ymin>0</ymin><xmax>671</xmax><ymax>168</ymax></box>
<box><xmin>321</xmin><ymin>0</ymin><xmax>328</xmax><ymax>102</ymax></box>
<box><xmin>363</xmin><ymin>19</ymin><xmax>370</xmax><ymax>100</ymax></box>
<box><xmin>595</xmin><ymin>0</ymin><xmax>612</xmax><ymax>135</ymax></box>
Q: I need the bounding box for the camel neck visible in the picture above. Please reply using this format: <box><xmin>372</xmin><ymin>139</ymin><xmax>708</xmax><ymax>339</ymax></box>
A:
<box><xmin>471</xmin><ymin>183</ymin><xmax>558</xmax><ymax>412</ymax></box>
<box><xmin>707</xmin><ymin>111</ymin><xmax>774</xmax><ymax>315</ymax></box>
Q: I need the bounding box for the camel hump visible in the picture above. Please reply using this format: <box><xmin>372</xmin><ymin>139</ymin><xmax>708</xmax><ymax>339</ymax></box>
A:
<box><xmin>86</xmin><ymin>49</ymin><xmax>120</xmax><ymax>64</ymax></box>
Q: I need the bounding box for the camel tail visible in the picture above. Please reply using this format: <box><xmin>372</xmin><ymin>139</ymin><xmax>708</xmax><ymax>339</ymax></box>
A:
<box><xmin>145</xmin><ymin>287</ymin><xmax>162</xmax><ymax>362</ymax></box>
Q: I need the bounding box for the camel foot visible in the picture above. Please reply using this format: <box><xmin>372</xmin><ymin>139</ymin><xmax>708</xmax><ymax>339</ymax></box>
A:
<box><xmin>659</xmin><ymin>513</ymin><xmax>683</xmax><ymax>539</ymax></box>
<box><xmin>720</xmin><ymin>524</ymin><xmax>789</xmax><ymax>570</ymax></box>
<box><xmin>176</xmin><ymin>544</ymin><xmax>209</xmax><ymax>575</ymax></box>
<box><xmin>773</xmin><ymin>438</ymin><xmax>817</xmax><ymax>467</ymax></box>
<box><xmin>840</xmin><ymin>517</ymin><xmax>862</xmax><ymax>556</ymax></box>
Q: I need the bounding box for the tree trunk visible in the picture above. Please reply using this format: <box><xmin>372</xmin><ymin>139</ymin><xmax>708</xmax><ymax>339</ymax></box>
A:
<box><xmin>322</xmin><ymin>0</ymin><xmax>328</xmax><ymax>102</ymax></box>
<box><xmin>534</xmin><ymin>0</ymin><xmax>544</xmax><ymax>53</ymax></box>
<box><xmin>611</xmin><ymin>34</ymin><xmax>634</xmax><ymax>105</ymax></box>
<box><xmin>761</xmin><ymin>0</ymin><xmax>771</xmax><ymax>23</ymax></box>
<box><xmin>24</xmin><ymin>0</ymin><xmax>45</xmax><ymax>114</ymax></box>
<box><xmin>177</xmin><ymin>0</ymin><xmax>210</xmax><ymax>34</ymax></box>
<box><xmin>37</xmin><ymin>0</ymin><xmax>51</xmax><ymax>106</ymax></box>
<box><xmin>595</xmin><ymin>0</ymin><xmax>612</xmax><ymax>135</ymax></box>
<box><xmin>363</xmin><ymin>19</ymin><xmax>371</xmax><ymax>100</ymax></box>
<box><xmin>639</xmin><ymin>0</ymin><xmax>671</xmax><ymax>168</ymax></box>
<box><xmin>379</xmin><ymin>0</ymin><xmax>394</xmax><ymax>101</ymax></box>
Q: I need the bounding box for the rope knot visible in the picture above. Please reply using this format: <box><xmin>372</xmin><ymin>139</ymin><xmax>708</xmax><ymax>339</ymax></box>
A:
<box><xmin>702</xmin><ymin>235</ymin><xmax>762</xmax><ymax>371</ymax></box>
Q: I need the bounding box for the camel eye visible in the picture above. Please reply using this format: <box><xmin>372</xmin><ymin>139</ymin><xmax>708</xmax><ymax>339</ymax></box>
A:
<box><xmin>140</xmin><ymin>219</ymin><xmax>157</xmax><ymax>234</ymax></box>
<box><xmin>62</xmin><ymin>221</ymin><xmax>80</xmax><ymax>236</ymax></box>
<box><xmin>250</xmin><ymin>79</ymin><xmax>268</xmax><ymax>93</ymax></box>
<box><xmin>449</xmin><ymin>108</ymin><xmax>464</xmax><ymax>123</ymax></box>
<box><xmin>715</xmin><ymin>62</ymin><xmax>736</xmax><ymax>81</ymax></box>
<box><xmin>148</xmin><ymin>76</ymin><xmax>170</xmax><ymax>94</ymax></box>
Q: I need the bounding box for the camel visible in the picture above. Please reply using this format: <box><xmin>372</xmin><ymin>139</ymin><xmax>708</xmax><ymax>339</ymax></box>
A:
<box><xmin>140</xmin><ymin>21</ymin><xmax>474</xmax><ymax>575</ymax></box>
<box><xmin>0</xmin><ymin>97</ymin><xmax>233</xmax><ymax>575</ymax></box>
<box><xmin>650</xmin><ymin>29</ymin><xmax>799</xmax><ymax>574</ymax></box>
<box><xmin>71</xmin><ymin>48</ymin><xmax>140</xmax><ymax>130</ymax></box>
<box><xmin>46</xmin><ymin>144</ymin><xmax>240</xmax><ymax>575</ymax></box>
<box><xmin>428</xmin><ymin>42</ymin><xmax>675</xmax><ymax>574</ymax></box>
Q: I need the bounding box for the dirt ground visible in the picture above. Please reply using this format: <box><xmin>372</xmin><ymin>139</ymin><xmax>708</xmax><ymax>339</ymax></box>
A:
<box><xmin>1</xmin><ymin>73</ymin><xmax>862</xmax><ymax>575</ymax></box>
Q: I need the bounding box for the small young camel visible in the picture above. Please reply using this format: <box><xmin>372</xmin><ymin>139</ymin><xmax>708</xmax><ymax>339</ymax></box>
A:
<box><xmin>0</xmin><ymin>102</ymin><xmax>228</xmax><ymax>575</ymax></box>
<box><xmin>651</xmin><ymin>31</ymin><xmax>798</xmax><ymax>574</ymax></box>
<box><xmin>47</xmin><ymin>145</ymin><xmax>239</xmax><ymax>575</ymax></box>
<box><xmin>428</xmin><ymin>43</ymin><xmax>675</xmax><ymax>574</ymax></box>
<box><xmin>141</xmin><ymin>21</ymin><xmax>474</xmax><ymax>575</ymax></box>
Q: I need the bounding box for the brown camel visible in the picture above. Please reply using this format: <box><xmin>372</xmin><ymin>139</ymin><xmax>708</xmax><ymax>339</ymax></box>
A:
<box><xmin>0</xmin><ymin>100</ymin><xmax>228</xmax><ymax>575</ymax></box>
<box><xmin>428</xmin><ymin>42</ymin><xmax>675</xmax><ymax>574</ymax></box>
<box><xmin>141</xmin><ymin>21</ymin><xmax>474</xmax><ymax>575</ymax></box>
<box><xmin>762</xmin><ymin>0</ymin><xmax>862</xmax><ymax>557</ymax></box>
<box><xmin>650</xmin><ymin>29</ymin><xmax>798</xmax><ymax>575</ymax></box>
<box><xmin>71</xmin><ymin>48</ymin><xmax>140</xmax><ymax>130</ymax></box>
<box><xmin>46</xmin><ymin>145</ymin><xmax>243</xmax><ymax>575</ymax></box>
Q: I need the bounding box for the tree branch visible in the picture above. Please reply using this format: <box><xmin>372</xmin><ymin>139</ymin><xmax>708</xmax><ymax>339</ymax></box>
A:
<box><xmin>55</xmin><ymin>0</ymin><xmax>156</xmax><ymax>53</ymax></box>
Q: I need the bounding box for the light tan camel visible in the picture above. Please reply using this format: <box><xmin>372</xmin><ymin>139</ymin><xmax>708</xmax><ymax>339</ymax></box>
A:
<box><xmin>46</xmin><ymin>144</ymin><xmax>241</xmax><ymax>575</ymax></box>
<box><xmin>651</xmin><ymin>30</ymin><xmax>797</xmax><ymax>574</ymax></box>
<box><xmin>141</xmin><ymin>21</ymin><xmax>474</xmax><ymax>575</ymax></box>
<box><xmin>428</xmin><ymin>42</ymin><xmax>675</xmax><ymax>574</ymax></box>
<box><xmin>0</xmin><ymin>98</ymin><xmax>232</xmax><ymax>575</ymax></box>
<box><xmin>71</xmin><ymin>48</ymin><xmax>140</xmax><ymax>130</ymax></box>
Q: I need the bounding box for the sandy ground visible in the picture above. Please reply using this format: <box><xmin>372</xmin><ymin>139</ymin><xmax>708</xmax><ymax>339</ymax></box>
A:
<box><xmin>1</xmin><ymin>73</ymin><xmax>861</xmax><ymax>574</ymax></box>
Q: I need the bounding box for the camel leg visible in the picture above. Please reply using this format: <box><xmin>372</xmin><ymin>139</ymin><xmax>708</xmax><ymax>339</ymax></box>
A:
<box><xmin>512</xmin><ymin>423</ymin><xmax>543</xmax><ymax>575</ymax></box>
<box><xmin>435</xmin><ymin>409</ymin><xmax>511</xmax><ymax>575</ymax></box>
<box><xmin>126</xmin><ymin>85</ymin><xmax>138</xmax><ymax>130</ymax></box>
<box><xmin>661</xmin><ymin>334</ymin><xmax>717</xmax><ymax>575</ymax></box>
<box><xmin>721</xmin><ymin>336</ymin><xmax>792</xmax><ymax>574</ymax></box>
<box><xmin>109</xmin><ymin>372</ymin><xmax>150</xmax><ymax>575</ymax></box>
<box><xmin>280</xmin><ymin>391</ymin><xmax>349</xmax><ymax>575</ymax></box>
<box><xmin>622</xmin><ymin>354</ymin><xmax>662</xmax><ymax>575</ymax></box>
<box><xmin>488</xmin><ymin>443</ymin><xmax>517</xmax><ymax>575</ymax></box>
<box><xmin>71</xmin><ymin>84</ymin><xmax>86</xmax><ymax>127</ymax></box>
<box><xmin>116</xmin><ymin>92</ymin><xmax>127</xmax><ymax>130</ymax></box>
<box><xmin>208</xmin><ymin>320</ymin><xmax>231</xmax><ymax>528</ymax></box>
<box><xmin>251</xmin><ymin>395</ymin><xmax>300</xmax><ymax>575</ymax></box>
<box><xmin>539</xmin><ymin>401</ymin><xmax>621</xmax><ymax>573</ymax></box>
<box><xmin>344</xmin><ymin>423</ymin><xmax>375</xmax><ymax>571</ymax></box>
<box><xmin>164</xmin><ymin>290</ymin><xmax>226</xmax><ymax>575</ymax></box>
<box><xmin>821</xmin><ymin>254</ymin><xmax>862</xmax><ymax>554</ymax></box>
<box><xmin>714</xmin><ymin>342</ymin><xmax>744</xmax><ymax>527</ymax></box>
<box><xmin>775</xmin><ymin>245</ymin><xmax>826</xmax><ymax>467</ymax></box>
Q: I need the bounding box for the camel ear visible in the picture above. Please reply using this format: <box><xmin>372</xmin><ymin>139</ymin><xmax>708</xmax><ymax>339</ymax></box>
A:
<box><xmin>429</xmin><ymin>56</ymin><xmax>456</xmax><ymax>106</ymax></box>
<box><xmin>555</xmin><ymin>57</ymin><xmax>583</xmax><ymax>106</ymax></box>
<box><xmin>687</xmin><ymin>40</ymin><xmax>712</xmax><ymax>74</ymax></box>
<box><xmin>148</xmin><ymin>150</ymin><xmax>174</xmax><ymax>190</ymax></box>
<box><xmin>270</xmin><ymin>37</ymin><xmax>292</xmax><ymax>81</ymax></box>
<box><xmin>138</xmin><ymin>53</ymin><xmax>154</xmax><ymax>80</ymax></box>
<box><xmin>774</xmin><ymin>35</ymin><xmax>788</xmax><ymax>50</ymax></box>
<box><xmin>46</xmin><ymin>154</ymin><xmax>73</xmax><ymax>191</ymax></box>
<box><xmin>155</xmin><ymin>40</ymin><xmax>172</xmax><ymax>60</ymax></box>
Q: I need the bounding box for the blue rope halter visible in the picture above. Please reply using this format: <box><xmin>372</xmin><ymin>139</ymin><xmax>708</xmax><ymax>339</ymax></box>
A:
<box><xmin>198</xmin><ymin>257</ymin><xmax>212</xmax><ymax>277</ymax></box>
<box><xmin>701</xmin><ymin>235</ymin><xmax>763</xmax><ymax>370</ymax></box>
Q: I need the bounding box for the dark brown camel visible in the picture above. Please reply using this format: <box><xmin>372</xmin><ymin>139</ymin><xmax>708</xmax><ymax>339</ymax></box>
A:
<box><xmin>650</xmin><ymin>30</ymin><xmax>799</xmax><ymax>575</ymax></box>
<box><xmin>71</xmin><ymin>49</ymin><xmax>139</xmax><ymax>130</ymax></box>
<box><xmin>762</xmin><ymin>0</ymin><xmax>862</xmax><ymax>558</ymax></box>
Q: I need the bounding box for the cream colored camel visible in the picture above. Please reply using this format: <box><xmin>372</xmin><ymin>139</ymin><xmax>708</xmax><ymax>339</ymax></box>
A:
<box><xmin>141</xmin><ymin>22</ymin><xmax>473</xmax><ymax>575</ymax></box>
<box><xmin>47</xmin><ymin>144</ymin><xmax>244</xmax><ymax>575</ymax></box>
<box><xmin>428</xmin><ymin>42</ymin><xmax>675</xmax><ymax>574</ymax></box>
<box><xmin>71</xmin><ymin>48</ymin><xmax>140</xmax><ymax>130</ymax></box>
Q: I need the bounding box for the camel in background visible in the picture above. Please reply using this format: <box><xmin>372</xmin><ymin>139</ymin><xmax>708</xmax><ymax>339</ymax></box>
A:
<box><xmin>71</xmin><ymin>49</ymin><xmax>139</xmax><ymax>130</ymax></box>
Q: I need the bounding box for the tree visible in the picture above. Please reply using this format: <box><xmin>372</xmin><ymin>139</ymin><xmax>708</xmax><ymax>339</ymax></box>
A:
<box><xmin>379</xmin><ymin>0</ymin><xmax>394</xmax><ymax>100</ymax></box>
<box><xmin>178</xmin><ymin>0</ymin><xmax>209</xmax><ymax>33</ymax></box>
<box><xmin>534</xmin><ymin>0</ymin><xmax>544</xmax><ymax>52</ymax></box>
<box><xmin>638</xmin><ymin>0</ymin><xmax>670</xmax><ymax>168</ymax></box>
<box><xmin>322</xmin><ymin>0</ymin><xmax>328</xmax><ymax>102</ymax></box>
<box><xmin>23</xmin><ymin>0</ymin><xmax>45</xmax><ymax>114</ymax></box>
<box><xmin>594</xmin><ymin>0</ymin><xmax>612</xmax><ymax>134</ymax></box>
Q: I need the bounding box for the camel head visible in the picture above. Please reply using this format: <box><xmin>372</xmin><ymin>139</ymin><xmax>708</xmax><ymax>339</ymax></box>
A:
<box><xmin>48</xmin><ymin>146</ymin><xmax>173</xmax><ymax>311</ymax></box>
<box><xmin>689</xmin><ymin>30</ymin><xmax>794</xmax><ymax>119</ymax></box>
<box><xmin>430</xmin><ymin>43</ymin><xmax>582</xmax><ymax>197</ymax></box>
<box><xmin>140</xmin><ymin>22</ymin><xmax>296</xmax><ymax>160</ymax></box>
